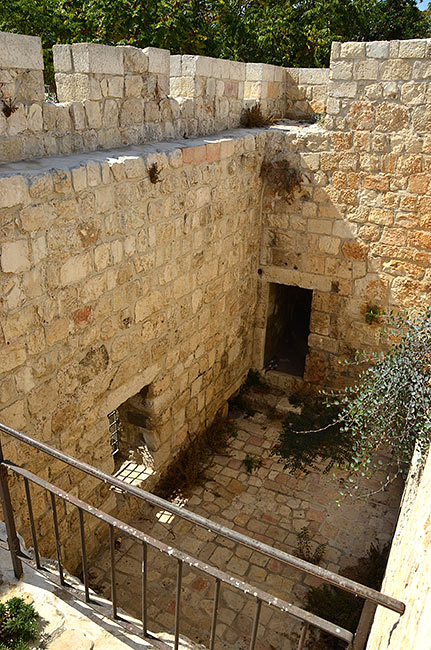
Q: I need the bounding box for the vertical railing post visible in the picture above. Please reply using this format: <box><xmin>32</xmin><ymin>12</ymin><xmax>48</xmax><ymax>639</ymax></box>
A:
<box><xmin>297</xmin><ymin>622</ymin><xmax>310</xmax><ymax>650</ymax></box>
<box><xmin>352</xmin><ymin>600</ymin><xmax>377</xmax><ymax>650</ymax></box>
<box><xmin>0</xmin><ymin>437</ymin><xmax>23</xmax><ymax>578</ymax></box>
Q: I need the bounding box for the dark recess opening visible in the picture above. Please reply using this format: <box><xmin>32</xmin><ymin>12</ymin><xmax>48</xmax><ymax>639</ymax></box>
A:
<box><xmin>264</xmin><ymin>284</ymin><xmax>312</xmax><ymax>377</ymax></box>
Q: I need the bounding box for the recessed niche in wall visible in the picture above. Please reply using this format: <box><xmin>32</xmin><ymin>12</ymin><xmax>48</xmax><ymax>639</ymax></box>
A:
<box><xmin>264</xmin><ymin>284</ymin><xmax>312</xmax><ymax>377</ymax></box>
<box><xmin>107</xmin><ymin>385</ymin><xmax>156</xmax><ymax>487</ymax></box>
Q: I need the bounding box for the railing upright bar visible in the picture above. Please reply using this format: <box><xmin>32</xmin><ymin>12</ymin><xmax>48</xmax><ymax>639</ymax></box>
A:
<box><xmin>50</xmin><ymin>492</ymin><xmax>65</xmax><ymax>585</ymax></box>
<box><xmin>209</xmin><ymin>578</ymin><xmax>221</xmax><ymax>650</ymax></box>
<box><xmin>249</xmin><ymin>598</ymin><xmax>262</xmax><ymax>650</ymax></box>
<box><xmin>142</xmin><ymin>541</ymin><xmax>148</xmax><ymax>637</ymax></box>
<box><xmin>78</xmin><ymin>508</ymin><xmax>90</xmax><ymax>602</ymax></box>
<box><xmin>297</xmin><ymin>622</ymin><xmax>310</xmax><ymax>650</ymax></box>
<box><xmin>23</xmin><ymin>477</ymin><xmax>40</xmax><ymax>569</ymax></box>
<box><xmin>352</xmin><ymin>600</ymin><xmax>377</xmax><ymax>650</ymax></box>
<box><xmin>0</xmin><ymin>439</ymin><xmax>22</xmax><ymax>579</ymax></box>
<box><xmin>174</xmin><ymin>559</ymin><xmax>183</xmax><ymax>650</ymax></box>
<box><xmin>109</xmin><ymin>525</ymin><xmax>118</xmax><ymax>619</ymax></box>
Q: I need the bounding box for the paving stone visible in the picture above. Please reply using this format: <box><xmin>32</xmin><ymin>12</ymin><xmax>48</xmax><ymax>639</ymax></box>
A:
<box><xmin>87</xmin><ymin>410</ymin><xmax>403</xmax><ymax>650</ymax></box>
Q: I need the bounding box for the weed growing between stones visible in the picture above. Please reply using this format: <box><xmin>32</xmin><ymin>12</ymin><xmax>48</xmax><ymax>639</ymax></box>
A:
<box><xmin>305</xmin><ymin>543</ymin><xmax>390</xmax><ymax>649</ymax></box>
<box><xmin>148</xmin><ymin>162</ymin><xmax>162</xmax><ymax>184</ymax></box>
<box><xmin>295</xmin><ymin>526</ymin><xmax>327</xmax><ymax>565</ymax></box>
<box><xmin>153</xmin><ymin>418</ymin><xmax>237</xmax><ymax>499</ymax></box>
<box><xmin>364</xmin><ymin>303</ymin><xmax>380</xmax><ymax>325</ymax></box>
<box><xmin>0</xmin><ymin>597</ymin><xmax>39</xmax><ymax>650</ymax></box>
<box><xmin>242</xmin><ymin>453</ymin><xmax>263</xmax><ymax>473</ymax></box>
<box><xmin>229</xmin><ymin>369</ymin><xmax>270</xmax><ymax>416</ymax></box>
<box><xmin>0</xmin><ymin>95</ymin><xmax>18</xmax><ymax>119</ymax></box>
<box><xmin>260</xmin><ymin>158</ymin><xmax>303</xmax><ymax>203</ymax></box>
<box><xmin>271</xmin><ymin>391</ymin><xmax>353</xmax><ymax>475</ymax></box>
<box><xmin>240</xmin><ymin>103</ymin><xmax>274</xmax><ymax>128</ymax></box>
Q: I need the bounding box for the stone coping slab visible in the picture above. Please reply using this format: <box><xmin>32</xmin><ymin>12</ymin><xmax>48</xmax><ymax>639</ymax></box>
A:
<box><xmin>0</xmin><ymin>121</ymin><xmax>322</xmax><ymax>178</ymax></box>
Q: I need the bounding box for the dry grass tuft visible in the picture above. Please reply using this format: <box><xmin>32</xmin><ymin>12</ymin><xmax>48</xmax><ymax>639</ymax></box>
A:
<box><xmin>240</xmin><ymin>103</ymin><xmax>274</xmax><ymax>128</ymax></box>
<box><xmin>260</xmin><ymin>158</ymin><xmax>303</xmax><ymax>203</ymax></box>
<box><xmin>153</xmin><ymin>419</ymin><xmax>237</xmax><ymax>500</ymax></box>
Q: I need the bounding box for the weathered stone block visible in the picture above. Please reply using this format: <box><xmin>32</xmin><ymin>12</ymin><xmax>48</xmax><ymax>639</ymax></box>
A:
<box><xmin>1</xmin><ymin>239</ymin><xmax>30</xmax><ymax>273</ymax></box>
<box><xmin>0</xmin><ymin>176</ymin><xmax>29</xmax><ymax>207</ymax></box>
<box><xmin>71</xmin><ymin>42</ymin><xmax>124</xmax><ymax>75</ymax></box>
<box><xmin>52</xmin><ymin>44</ymin><xmax>73</xmax><ymax>73</ymax></box>
<box><xmin>0</xmin><ymin>31</ymin><xmax>43</xmax><ymax>69</ymax></box>
<box><xmin>381</xmin><ymin>59</ymin><xmax>412</xmax><ymax>81</ymax></box>
<box><xmin>143</xmin><ymin>46</ymin><xmax>170</xmax><ymax>75</ymax></box>
<box><xmin>246</xmin><ymin>63</ymin><xmax>274</xmax><ymax>82</ymax></box>
<box><xmin>399</xmin><ymin>39</ymin><xmax>427</xmax><ymax>58</ymax></box>
<box><xmin>60</xmin><ymin>253</ymin><xmax>91</xmax><ymax>286</ymax></box>
<box><xmin>340</xmin><ymin>42</ymin><xmax>365</xmax><ymax>59</ymax></box>
<box><xmin>121</xmin><ymin>45</ymin><xmax>149</xmax><ymax>73</ymax></box>
<box><xmin>354</xmin><ymin>60</ymin><xmax>379</xmax><ymax>80</ymax></box>
<box><xmin>84</xmin><ymin>99</ymin><xmax>102</xmax><ymax>129</ymax></box>
<box><xmin>328</xmin><ymin>81</ymin><xmax>357</xmax><ymax>98</ymax></box>
<box><xmin>120</xmin><ymin>98</ymin><xmax>144</xmax><ymax>126</ymax></box>
<box><xmin>330</xmin><ymin>61</ymin><xmax>353</xmax><ymax>80</ymax></box>
<box><xmin>366</xmin><ymin>41</ymin><xmax>390</xmax><ymax>58</ymax></box>
<box><xmin>375</xmin><ymin>102</ymin><xmax>409</xmax><ymax>131</ymax></box>
<box><xmin>77</xmin><ymin>345</ymin><xmax>109</xmax><ymax>385</ymax></box>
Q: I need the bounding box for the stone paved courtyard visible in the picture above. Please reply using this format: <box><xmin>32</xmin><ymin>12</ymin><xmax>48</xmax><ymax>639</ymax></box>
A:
<box><xmin>89</xmin><ymin>410</ymin><xmax>403</xmax><ymax>650</ymax></box>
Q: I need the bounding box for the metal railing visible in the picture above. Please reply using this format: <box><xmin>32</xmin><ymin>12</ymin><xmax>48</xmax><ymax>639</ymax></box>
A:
<box><xmin>0</xmin><ymin>422</ymin><xmax>404</xmax><ymax>650</ymax></box>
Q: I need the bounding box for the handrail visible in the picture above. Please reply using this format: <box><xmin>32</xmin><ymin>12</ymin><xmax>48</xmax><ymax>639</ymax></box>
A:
<box><xmin>0</xmin><ymin>422</ymin><xmax>405</xmax><ymax>615</ymax></box>
<box><xmin>4</xmin><ymin>461</ymin><xmax>354</xmax><ymax>644</ymax></box>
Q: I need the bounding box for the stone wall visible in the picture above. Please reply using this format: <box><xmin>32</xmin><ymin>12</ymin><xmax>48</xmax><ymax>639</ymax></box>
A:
<box><xmin>366</xmin><ymin>448</ymin><xmax>431</xmax><ymax>650</ymax></box>
<box><xmin>285</xmin><ymin>67</ymin><xmax>329</xmax><ymax>119</ymax></box>
<box><xmin>0</xmin><ymin>32</ymin><xmax>322</xmax><ymax>164</ymax></box>
<box><xmin>255</xmin><ymin>39</ymin><xmax>431</xmax><ymax>387</ymax></box>
<box><xmin>0</xmin><ymin>130</ymin><xmax>264</xmax><ymax>565</ymax></box>
<box><xmin>1</xmin><ymin>31</ymin><xmax>431</xmax><ymax>640</ymax></box>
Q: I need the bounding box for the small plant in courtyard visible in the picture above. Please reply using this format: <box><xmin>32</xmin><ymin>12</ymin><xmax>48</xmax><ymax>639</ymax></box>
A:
<box><xmin>295</xmin><ymin>526</ymin><xmax>327</xmax><ymax>565</ymax></box>
<box><xmin>364</xmin><ymin>303</ymin><xmax>380</xmax><ymax>325</ymax></box>
<box><xmin>305</xmin><ymin>543</ymin><xmax>390</xmax><ymax>648</ymax></box>
<box><xmin>229</xmin><ymin>369</ymin><xmax>269</xmax><ymax>417</ymax></box>
<box><xmin>274</xmin><ymin>308</ymin><xmax>431</xmax><ymax>498</ymax></box>
<box><xmin>332</xmin><ymin>307</ymin><xmax>431</xmax><ymax>497</ymax></box>
<box><xmin>229</xmin><ymin>393</ymin><xmax>255</xmax><ymax>416</ymax></box>
<box><xmin>271</xmin><ymin>391</ymin><xmax>353</xmax><ymax>475</ymax></box>
<box><xmin>0</xmin><ymin>596</ymin><xmax>39</xmax><ymax>650</ymax></box>
<box><xmin>244</xmin><ymin>369</ymin><xmax>268</xmax><ymax>389</ymax></box>
<box><xmin>242</xmin><ymin>454</ymin><xmax>262</xmax><ymax>474</ymax></box>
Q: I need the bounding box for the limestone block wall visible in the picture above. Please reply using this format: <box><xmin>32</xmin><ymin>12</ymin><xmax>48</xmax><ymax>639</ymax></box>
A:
<box><xmin>256</xmin><ymin>39</ymin><xmax>431</xmax><ymax>387</ymax></box>
<box><xmin>0</xmin><ymin>130</ymin><xmax>265</xmax><ymax>565</ymax></box>
<box><xmin>366</xmin><ymin>448</ymin><xmax>431</xmax><ymax>650</ymax></box>
<box><xmin>0</xmin><ymin>30</ymin><xmax>325</xmax><ymax>164</ymax></box>
<box><xmin>170</xmin><ymin>54</ymin><xmax>246</xmax><ymax>134</ymax></box>
<box><xmin>285</xmin><ymin>68</ymin><xmax>329</xmax><ymax>119</ymax></box>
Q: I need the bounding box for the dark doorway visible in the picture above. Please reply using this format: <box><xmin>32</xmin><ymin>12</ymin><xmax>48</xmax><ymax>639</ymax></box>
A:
<box><xmin>264</xmin><ymin>284</ymin><xmax>312</xmax><ymax>377</ymax></box>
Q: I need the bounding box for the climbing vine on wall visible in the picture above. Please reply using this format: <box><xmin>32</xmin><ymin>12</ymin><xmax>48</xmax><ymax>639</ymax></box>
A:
<box><xmin>333</xmin><ymin>307</ymin><xmax>431</xmax><ymax>498</ymax></box>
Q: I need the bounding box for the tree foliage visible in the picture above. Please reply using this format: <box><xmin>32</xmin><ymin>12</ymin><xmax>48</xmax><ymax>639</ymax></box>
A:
<box><xmin>0</xmin><ymin>0</ymin><xmax>429</xmax><ymax>79</ymax></box>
